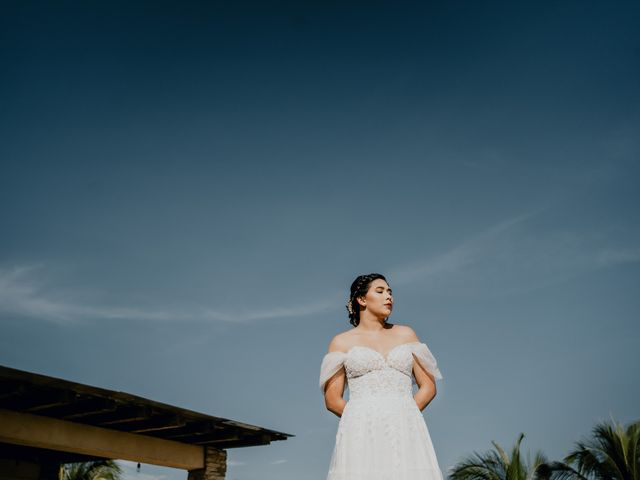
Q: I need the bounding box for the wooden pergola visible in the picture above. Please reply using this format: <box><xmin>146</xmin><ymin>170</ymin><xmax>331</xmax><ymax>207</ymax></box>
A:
<box><xmin>0</xmin><ymin>365</ymin><xmax>292</xmax><ymax>480</ymax></box>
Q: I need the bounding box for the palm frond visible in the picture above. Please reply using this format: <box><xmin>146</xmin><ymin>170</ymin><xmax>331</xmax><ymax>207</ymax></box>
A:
<box><xmin>492</xmin><ymin>439</ymin><xmax>511</xmax><ymax>468</ymax></box>
<box><xmin>592</xmin><ymin>422</ymin><xmax>627</xmax><ymax>479</ymax></box>
<box><xmin>564</xmin><ymin>418</ymin><xmax>640</xmax><ymax>480</ymax></box>
<box><xmin>60</xmin><ymin>461</ymin><xmax>122</xmax><ymax>480</ymax></box>
<box><xmin>528</xmin><ymin>451</ymin><xmax>551</xmax><ymax>480</ymax></box>
<box><xmin>450</xmin><ymin>434</ymin><xmax>542</xmax><ymax>480</ymax></box>
<box><xmin>627</xmin><ymin>422</ymin><xmax>640</xmax><ymax>480</ymax></box>
<box><xmin>505</xmin><ymin>434</ymin><xmax>525</xmax><ymax>480</ymax></box>
<box><xmin>450</xmin><ymin>451</ymin><xmax>505</xmax><ymax>480</ymax></box>
<box><xmin>543</xmin><ymin>460</ymin><xmax>588</xmax><ymax>480</ymax></box>
<box><xmin>450</xmin><ymin>463</ymin><xmax>503</xmax><ymax>480</ymax></box>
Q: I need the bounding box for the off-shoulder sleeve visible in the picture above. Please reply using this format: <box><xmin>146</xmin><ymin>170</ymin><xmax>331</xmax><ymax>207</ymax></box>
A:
<box><xmin>411</xmin><ymin>342</ymin><xmax>443</xmax><ymax>382</ymax></box>
<box><xmin>319</xmin><ymin>351</ymin><xmax>347</xmax><ymax>393</ymax></box>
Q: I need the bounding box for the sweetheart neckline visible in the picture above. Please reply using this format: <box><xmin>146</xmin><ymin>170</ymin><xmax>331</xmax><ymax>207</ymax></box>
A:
<box><xmin>344</xmin><ymin>341</ymin><xmax>421</xmax><ymax>362</ymax></box>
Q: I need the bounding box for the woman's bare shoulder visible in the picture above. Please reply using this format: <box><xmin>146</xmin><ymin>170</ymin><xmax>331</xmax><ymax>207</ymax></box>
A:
<box><xmin>390</xmin><ymin>323</ymin><xmax>420</xmax><ymax>342</ymax></box>
<box><xmin>327</xmin><ymin>330</ymin><xmax>355</xmax><ymax>353</ymax></box>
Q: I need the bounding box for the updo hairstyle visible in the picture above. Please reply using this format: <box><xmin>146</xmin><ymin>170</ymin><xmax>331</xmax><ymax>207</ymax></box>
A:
<box><xmin>346</xmin><ymin>273</ymin><xmax>388</xmax><ymax>327</ymax></box>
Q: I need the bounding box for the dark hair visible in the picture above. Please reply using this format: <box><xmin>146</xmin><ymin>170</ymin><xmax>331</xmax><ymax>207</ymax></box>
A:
<box><xmin>346</xmin><ymin>273</ymin><xmax>388</xmax><ymax>327</ymax></box>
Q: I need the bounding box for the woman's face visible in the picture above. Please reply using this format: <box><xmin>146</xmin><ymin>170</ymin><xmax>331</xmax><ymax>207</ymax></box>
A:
<box><xmin>358</xmin><ymin>278</ymin><xmax>393</xmax><ymax>318</ymax></box>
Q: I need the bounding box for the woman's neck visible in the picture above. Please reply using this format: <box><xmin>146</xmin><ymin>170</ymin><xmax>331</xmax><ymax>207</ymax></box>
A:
<box><xmin>356</xmin><ymin>314</ymin><xmax>388</xmax><ymax>332</ymax></box>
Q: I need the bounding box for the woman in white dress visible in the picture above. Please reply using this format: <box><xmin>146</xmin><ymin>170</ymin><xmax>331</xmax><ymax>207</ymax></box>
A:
<box><xmin>319</xmin><ymin>273</ymin><xmax>444</xmax><ymax>480</ymax></box>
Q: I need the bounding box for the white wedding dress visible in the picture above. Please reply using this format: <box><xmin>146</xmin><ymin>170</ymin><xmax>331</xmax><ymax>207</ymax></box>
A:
<box><xmin>319</xmin><ymin>341</ymin><xmax>444</xmax><ymax>480</ymax></box>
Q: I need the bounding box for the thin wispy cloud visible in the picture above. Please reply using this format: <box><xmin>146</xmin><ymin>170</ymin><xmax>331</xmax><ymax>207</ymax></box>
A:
<box><xmin>596</xmin><ymin>248</ymin><xmax>640</xmax><ymax>267</ymax></box>
<box><xmin>2</xmin><ymin>211</ymin><xmax>637</xmax><ymax>325</ymax></box>
<box><xmin>391</xmin><ymin>211</ymin><xmax>537</xmax><ymax>285</ymax></box>
<box><xmin>0</xmin><ymin>264</ymin><xmax>179</xmax><ymax>325</ymax></box>
<box><xmin>392</xmin><ymin>210</ymin><xmax>640</xmax><ymax>297</ymax></box>
<box><xmin>0</xmin><ymin>264</ymin><xmax>335</xmax><ymax>325</ymax></box>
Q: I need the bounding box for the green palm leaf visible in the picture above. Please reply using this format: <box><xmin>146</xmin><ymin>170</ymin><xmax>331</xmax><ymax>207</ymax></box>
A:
<box><xmin>546</xmin><ymin>418</ymin><xmax>640</xmax><ymax>480</ymax></box>
<box><xmin>60</xmin><ymin>460</ymin><xmax>122</xmax><ymax>480</ymax></box>
<box><xmin>449</xmin><ymin>433</ymin><xmax>548</xmax><ymax>480</ymax></box>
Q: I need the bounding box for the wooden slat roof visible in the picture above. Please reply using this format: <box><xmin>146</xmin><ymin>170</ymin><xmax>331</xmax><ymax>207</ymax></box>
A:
<box><xmin>0</xmin><ymin>365</ymin><xmax>293</xmax><ymax>449</ymax></box>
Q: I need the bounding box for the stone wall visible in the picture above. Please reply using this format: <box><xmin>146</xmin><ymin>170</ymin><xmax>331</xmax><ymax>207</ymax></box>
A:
<box><xmin>187</xmin><ymin>448</ymin><xmax>226</xmax><ymax>480</ymax></box>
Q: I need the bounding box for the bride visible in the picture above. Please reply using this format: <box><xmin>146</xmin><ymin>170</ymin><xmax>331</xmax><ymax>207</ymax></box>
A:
<box><xmin>319</xmin><ymin>273</ymin><xmax>445</xmax><ymax>480</ymax></box>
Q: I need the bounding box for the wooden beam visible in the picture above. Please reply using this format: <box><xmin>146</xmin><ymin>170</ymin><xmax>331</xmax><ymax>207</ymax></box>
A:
<box><xmin>128</xmin><ymin>416</ymin><xmax>187</xmax><ymax>433</ymax></box>
<box><xmin>98</xmin><ymin>406</ymin><xmax>151</xmax><ymax>425</ymax></box>
<box><xmin>63</xmin><ymin>399</ymin><xmax>118</xmax><ymax>420</ymax></box>
<box><xmin>167</xmin><ymin>433</ymin><xmax>242</xmax><ymax>445</ymax></box>
<box><xmin>72</xmin><ymin>405</ymin><xmax>147</xmax><ymax>425</ymax></box>
<box><xmin>162</xmin><ymin>422</ymin><xmax>216</xmax><ymax>439</ymax></box>
<box><xmin>8</xmin><ymin>389</ymin><xmax>76</xmax><ymax>412</ymax></box>
<box><xmin>0</xmin><ymin>409</ymin><xmax>204</xmax><ymax>470</ymax></box>
<box><xmin>0</xmin><ymin>380</ymin><xmax>26</xmax><ymax>400</ymax></box>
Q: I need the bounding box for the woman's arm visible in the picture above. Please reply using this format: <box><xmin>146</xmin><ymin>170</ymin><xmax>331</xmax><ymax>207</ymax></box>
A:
<box><xmin>324</xmin><ymin>369</ymin><xmax>347</xmax><ymax>417</ymax></box>
<box><xmin>323</xmin><ymin>335</ymin><xmax>348</xmax><ymax>417</ymax></box>
<box><xmin>413</xmin><ymin>363</ymin><xmax>437</xmax><ymax>411</ymax></box>
<box><xmin>403</xmin><ymin>326</ymin><xmax>438</xmax><ymax>411</ymax></box>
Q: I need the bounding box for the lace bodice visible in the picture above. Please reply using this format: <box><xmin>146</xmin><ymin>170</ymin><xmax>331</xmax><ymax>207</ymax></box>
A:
<box><xmin>319</xmin><ymin>341</ymin><xmax>443</xmax><ymax>400</ymax></box>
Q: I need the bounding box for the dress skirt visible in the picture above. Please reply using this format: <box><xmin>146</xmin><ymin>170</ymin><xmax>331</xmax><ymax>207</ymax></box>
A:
<box><xmin>326</xmin><ymin>394</ymin><xmax>444</xmax><ymax>480</ymax></box>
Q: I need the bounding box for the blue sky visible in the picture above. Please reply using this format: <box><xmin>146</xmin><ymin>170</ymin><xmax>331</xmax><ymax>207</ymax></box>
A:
<box><xmin>1</xmin><ymin>1</ymin><xmax>639</xmax><ymax>480</ymax></box>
